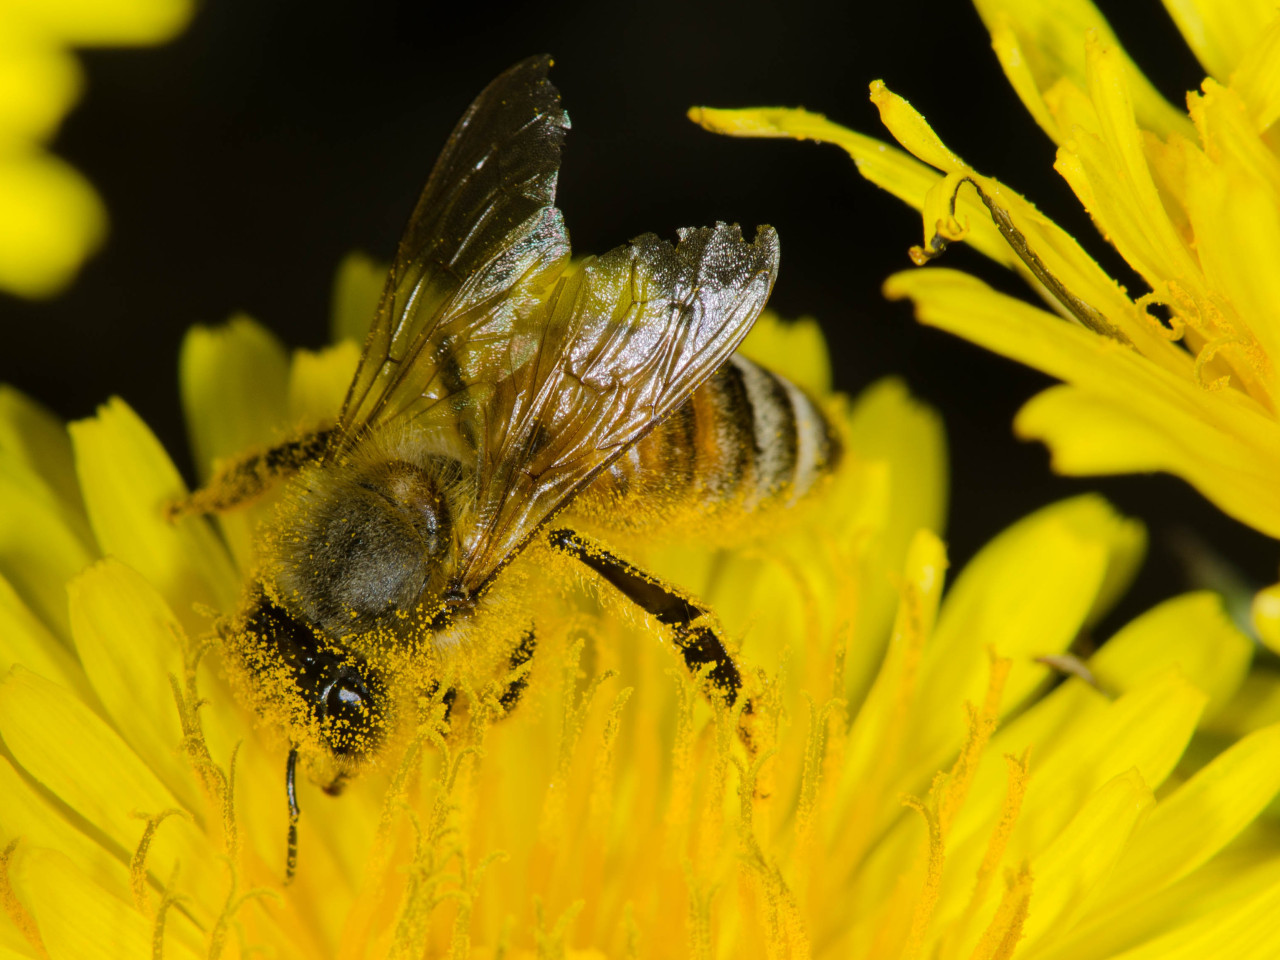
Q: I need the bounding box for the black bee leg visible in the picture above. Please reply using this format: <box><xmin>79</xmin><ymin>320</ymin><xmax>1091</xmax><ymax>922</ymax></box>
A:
<box><xmin>443</xmin><ymin>686</ymin><xmax>457</xmax><ymax>722</ymax></box>
<box><xmin>166</xmin><ymin>427</ymin><xmax>335</xmax><ymax>520</ymax></box>
<box><xmin>284</xmin><ymin>746</ymin><xmax>300</xmax><ymax>883</ymax></box>
<box><xmin>425</xmin><ymin>681</ymin><xmax>458</xmax><ymax>728</ymax></box>
<box><xmin>548</xmin><ymin>529</ymin><xmax>743</xmax><ymax>711</ymax></box>
<box><xmin>499</xmin><ymin>629</ymin><xmax>538</xmax><ymax>713</ymax></box>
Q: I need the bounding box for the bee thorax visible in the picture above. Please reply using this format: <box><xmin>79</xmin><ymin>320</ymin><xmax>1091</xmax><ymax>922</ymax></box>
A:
<box><xmin>270</xmin><ymin>458</ymin><xmax>462</xmax><ymax>639</ymax></box>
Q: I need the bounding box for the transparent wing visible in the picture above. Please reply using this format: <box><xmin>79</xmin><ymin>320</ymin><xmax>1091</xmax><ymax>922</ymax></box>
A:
<box><xmin>456</xmin><ymin>222</ymin><xmax>781</xmax><ymax>594</ymax></box>
<box><xmin>336</xmin><ymin>55</ymin><xmax>572</xmax><ymax>446</ymax></box>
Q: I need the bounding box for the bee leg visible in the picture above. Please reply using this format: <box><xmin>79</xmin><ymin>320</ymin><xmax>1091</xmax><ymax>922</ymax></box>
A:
<box><xmin>165</xmin><ymin>427</ymin><xmax>335</xmax><ymax>520</ymax></box>
<box><xmin>443</xmin><ymin>686</ymin><xmax>457</xmax><ymax>722</ymax></box>
<box><xmin>284</xmin><ymin>746</ymin><xmax>300</xmax><ymax>884</ymax></box>
<box><xmin>498</xmin><ymin>629</ymin><xmax>537</xmax><ymax>714</ymax></box>
<box><xmin>548</xmin><ymin>530</ymin><xmax>753</xmax><ymax>747</ymax></box>
<box><xmin>425</xmin><ymin>681</ymin><xmax>458</xmax><ymax>728</ymax></box>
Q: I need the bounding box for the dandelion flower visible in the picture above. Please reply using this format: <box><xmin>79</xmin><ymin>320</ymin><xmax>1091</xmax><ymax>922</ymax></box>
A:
<box><xmin>0</xmin><ymin>0</ymin><xmax>193</xmax><ymax>297</ymax></box>
<box><xmin>691</xmin><ymin>0</ymin><xmax>1280</xmax><ymax>646</ymax></box>
<box><xmin>2</xmin><ymin>259</ymin><xmax>1279</xmax><ymax>956</ymax></box>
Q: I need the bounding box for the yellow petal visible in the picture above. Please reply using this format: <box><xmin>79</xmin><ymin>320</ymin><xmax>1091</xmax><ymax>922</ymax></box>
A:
<box><xmin>908</xmin><ymin>495</ymin><xmax>1141</xmax><ymax>778</ymax></box>
<box><xmin>695</xmin><ymin>102</ymin><xmax>1185</xmax><ymax>364</ymax></box>
<box><xmin>694</xmin><ymin>100</ymin><xmax>1023</xmax><ymax>270</ymax></box>
<box><xmin>1105</xmin><ymin>722</ymin><xmax>1280</xmax><ymax>910</ymax></box>
<box><xmin>287</xmin><ymin>340</ymin><xmax>360</xmax><ymax>425</ymax></box>
<box><xmin>833</xmin><ymin>528</ymin><xmax>948</xmax><ymax>826</ymax></box>
<box><xmin>940</xmin><ymin>680</ymin><xmax>1108</xmax><ymax>879</ymax></box>
<box><xmin>1228</xmin><ymin>11</ymin><xmax>1280</xmax><ymax>132</ymax></box>
<box><xmin>867</xmin><ymin>80</ymin><xmax>969</xmax><ymax>174</ymax></box>
<box><xmin>1050</xmin><ymin>35</ymin><xmax>1203</xmax><ymax>297</ymax></box>
<box><xmin>1204</xmin><ymin>667</ymin><xmax>1280</xmax><ymax>740</ymax></box>
<box><xmin>1016</xmin><ymin>385</ymin><xmax>1280</xmax><ymax>537</ymax></box>
<box><xmin>0</xmin><ymin>448</ymin><xmax>93</xmax><ymax>637</ymax></box>
<box><xmin>1032</xmin><ymin>839</ymin><xmax>1280</xmax><ymax>960</ymax></box>
<box><xmin>1020</xmin><ymin>769</ymin><xmax>1154</xmax><ymax>953</ymax></box>
<box><xmin>885</xmin><ymin>267</ymin><xmax>1280</xmax><ymax>537</ymax></box>
<box><xmin>228</xmin><ymin>732</ymin><xmax>366</xmax><ymax>949</ymax></box>
<box><xmin>1011</xmin><ymin>671</ymin><xmax>1205</xmax><ymax>855</ymax></box>
<box><xmin>686</xmin><ymin>105</ymin><xmax>1012</xmax><ymax>260</ymax></box>
<box><xmin>1187</xmin><ymin>81</ymin><xmax>1280</xmax><ymax>244</ymax></box>
<box><xmin>844</xmin><ymin>378</ymin><xmax>947</xmax><ymax>535</ymax></box>
<box><xmin>0</xmin><ymin>571</ymin><xmax>87</xmax><ymax>698</ymax></box>
<box><xmin>986</xmin><ymin>19</ymin><xmax>1060</xmax><ymax>140</ymax></box>
<box><xmin>5</xmin><ymin>0</ymin><xmax>194</xmax><ymax>46</ymax></box>
<box><xmin>0</xmin><ymin>151</ymin><xmax>105</xmax><ymax>298</ymax></box>
<box><xmin>178</xmin><ymin>315</ymin><xmax>288</xmax><ymax>481</ymax></box>
<box><xmin>0</xmin><ymin>29</ymin><xmax>81</xmax><ymax>142</ymax></box>
<box><xmin>1180</xmin><ymin>131</ymin><xmax>1280</xmax><ymax>395</ymax></box>
<box><xmin>842</xmin><ymin>378</ymin><xmax>948</xmax><ymax>670</ymax></box>
<box><xmin>1072</xmin><ymin>497</ymin><xmax>1146</xmax><ymax>627</ymax></box>
<box><xmin>69</xmin><ymin>397</ymin><xmax>239</xmax><ymax>620</ymax></box>
<box><xmin>0</xmin><ymin>385</ymin><xmax>88</xmax><ymax>537</ymax></box>
<box><xmin>330</xmin><ymin>250</ymin><xmax>385</xmax><ymax>345</ymax></box>
<box><xmin>0</xmin><ymin>758</ymin><xmax>129</xmax><ymax>907</ymax></box>
<box><xmin>67</xmin><ymin>559</ymin><xmax>198</xmax><ymax>811</ymax></box>
<box><xmin>928</xmin><ymin>490</ymin><xmax>1137</xmax><ymax>643</ymax></box>
<box><xmin>176</xmin><ymin>316</ymin><xmax>293</xmax><ymax>570</ymax></box>
<box><xmin>7</xmin><ymin>846</ymin><xmax>202</xmax><ymax>960</ymax></box>
<box><xmin>1103</xmin><ymin>872</ymin><xmax>1280</xmax><ymax>960</ymax></box>
<box><xmin>878</xmin><ymin>269</ymin><xmax>1171</xmax><ymax>415</ymax></box>
<box><xmin>0</xmin><ymin>936</ymin><xmax>34</xmax><ymax>958</ymax></box>
<box><xmin>1255</xmin><ymin>581</ymin><xmax>1280</xmax><ymax>656</ymax></box>
<box><xmin>875</xmin><ymin>90</ymin><xmax>1186</xmax><ymax>362</ymax></box>
<box><xmin>177</xmin><ymin>317</ymin><xmax>292</xmax><ymax>569</ymax></box>
<box><xmin>972</xmin><ymin>0</ymin><xmax>1194</xmax><ymax>139</ymax></box>
<box><xmin>737</xmin><ymin>311</ymin><xmax>832</xmax><ymax>395</ymax></box>
<box><xmin>1161</xmin><ymin>0</ymin><xmax>1280</xmax><ymax>82</ymax></box>
<box><xmin>1090</xmin><ymin>592</ymin><xmax>1252</xmax><ymax>722</ymax></box>
<box><xmin>0</xmin><ymin>669</ymin><xmax>215</xmax><ymax>900</ymax></box>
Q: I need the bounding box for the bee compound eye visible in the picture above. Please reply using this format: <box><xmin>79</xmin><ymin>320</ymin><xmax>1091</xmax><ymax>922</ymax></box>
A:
<box><xmin>326</xmin><ymin>680</ymin><xmax>365</xmax><ymax>715</ymax></box>
<box><xmin>320</xmin><ymin>667</ymin><xmax>383</xmax><ymax>757</ymax></box>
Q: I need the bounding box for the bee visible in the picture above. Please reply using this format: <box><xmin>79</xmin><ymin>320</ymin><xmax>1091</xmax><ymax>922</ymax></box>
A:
<box><xmin>172</xmin><ymin>55</ymin><xmax>841</xmax><ymax>877</ymax></box>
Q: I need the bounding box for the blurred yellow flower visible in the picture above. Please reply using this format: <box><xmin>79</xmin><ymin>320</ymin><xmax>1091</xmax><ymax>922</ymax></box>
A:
<box><xmin>0</xmin><ymin>0</ymin><xmax>192</xmax><ymax>298</ymax></box>
<box><xmin>692</xmin><ymin>0</ymin><xmax>1280</xmax><ymax>647</ymax></box>
<box><xmin>3</xmin><ymin>259</ymin><xmax>1279</xmax><ymax>956</ymax></box>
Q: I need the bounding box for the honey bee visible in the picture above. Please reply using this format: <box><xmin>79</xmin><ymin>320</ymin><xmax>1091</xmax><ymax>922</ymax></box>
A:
<box><xmin>173</xmin><ymin>55</ymin><xmax>841</xmax><ymax>877</ymax></box>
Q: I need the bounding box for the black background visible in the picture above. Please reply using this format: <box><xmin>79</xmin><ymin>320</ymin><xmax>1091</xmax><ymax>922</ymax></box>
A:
<box><xmin>3</xmin><ymin>0</ymin><xmax>1275</xmax><ymax>631</ymax></box>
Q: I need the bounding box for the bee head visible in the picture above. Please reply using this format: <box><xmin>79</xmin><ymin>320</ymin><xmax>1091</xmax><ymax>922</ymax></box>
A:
<box><xmin>232</xmin><ymin>589</ymin><xmax>391</xmax><ymax>767</ymax></box>
<box><xmin>312</xmin><ymin>653</ymin><xmax>386</xmax><ymax>759</ymax></box>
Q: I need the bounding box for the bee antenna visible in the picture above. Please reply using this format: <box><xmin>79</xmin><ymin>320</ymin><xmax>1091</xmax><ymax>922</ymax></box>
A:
<box><xmin>284</xmin><ymin>746</ymin><xmax>300</xmax><ymax>884</ymax></box>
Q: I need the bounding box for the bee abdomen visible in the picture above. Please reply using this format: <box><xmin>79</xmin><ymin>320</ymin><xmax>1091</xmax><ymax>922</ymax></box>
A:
<box><xmin>714</xmin><ymin>354</ymin><xmax>842</xmax><ymax>508</ymax></box>
<box><xmin>580</xmin><ymin>354</ymin><xmax>841</xmax><ymax>529</ymax></box>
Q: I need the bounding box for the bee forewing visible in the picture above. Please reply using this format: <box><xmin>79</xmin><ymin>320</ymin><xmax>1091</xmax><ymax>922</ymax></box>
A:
<box><xmin>329</xmin><ymin>56</ymin><xmax>783</xmax><ymax>602</ymax></box>
<box><xmin>460</xmin><ymin>221</ymin><xmax>781</xmax><ymax>593</ymax></box>
<box><xmin>338</xmin><ymin>54</ymin><xmax>572</xmax><ymax>440</ymax></box>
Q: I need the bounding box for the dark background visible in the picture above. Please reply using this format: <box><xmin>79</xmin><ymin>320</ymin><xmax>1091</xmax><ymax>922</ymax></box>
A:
<box><xmin>4</xmin><ymin>0</ymin><xmax>1275</xmax><ymax>631</ymax></box>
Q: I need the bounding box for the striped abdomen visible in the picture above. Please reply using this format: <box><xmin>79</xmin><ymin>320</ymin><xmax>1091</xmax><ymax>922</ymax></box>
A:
<box><xmin>573</xmin><ymin>354</ymin><xmax>842</xmax><ymax>533</ymax></box>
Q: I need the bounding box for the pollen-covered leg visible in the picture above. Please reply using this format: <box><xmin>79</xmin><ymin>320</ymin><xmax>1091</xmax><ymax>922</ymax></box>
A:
<box><xmin>165</xmin><ymin>427</ymin><xmax>334</xmax><ymax>519</ymax></box>
<box><xmin>281</xmin><ymin>745</ymin><xmax>350</xmax><ymax>882</ymax></box>
<box><xmin>548</xmin><ymin>529</ymin><xmax>752</xmax><ymax>743</ymax></box>
<box><xmin>498</xmin><ymin>629</ymin><xmax>537</xmax><ymax>713</ymax></box>
<box><xmin>284</xmin><ymin>747</ymin><xmax>300</xmax><ymax>884</ymax></box>
<box><xmin>424</xmin><ymin>681</ymin><xmax>458</xmax><ymax>729</ymax></box>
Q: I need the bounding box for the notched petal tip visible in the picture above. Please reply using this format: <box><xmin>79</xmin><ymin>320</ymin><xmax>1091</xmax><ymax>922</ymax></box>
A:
<box><xmin>869</xmin><ymin>80</ymin><xmax>969</xmax><ymax>174</ymax></box>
